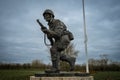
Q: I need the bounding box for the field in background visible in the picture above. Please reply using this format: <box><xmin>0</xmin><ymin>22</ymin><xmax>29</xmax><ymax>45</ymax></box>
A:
<box><xmin>0</xmin><ymin>69</ymin><xmax>40</xmax><ymax>80</ymax></box>
<box><xmin>0</xmin><ymin>69</ymin><xmax>120</xmax><ymax>80</ymax></box>
<box><xmin>93</xmin><ymin>71</ymin><xmax>120</xmax><ymax>80</ymax></box>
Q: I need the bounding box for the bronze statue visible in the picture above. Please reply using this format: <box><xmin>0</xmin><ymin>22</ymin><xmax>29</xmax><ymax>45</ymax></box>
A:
<box><xmin>37</xmin><ymin>9</ymin><xmax>76</xmax><ymax>73</ymax></box>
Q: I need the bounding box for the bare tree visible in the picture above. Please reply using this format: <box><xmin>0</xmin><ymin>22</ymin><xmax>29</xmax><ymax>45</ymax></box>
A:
<box><xmin>100</xmin><ymin>54</ymin><xmax>108</xmax><ymax>65</ymax></box>
<box><xmin>61</xmin><ymin>43</ymin><xmax>79</xmax><ymax>58</ymax></box>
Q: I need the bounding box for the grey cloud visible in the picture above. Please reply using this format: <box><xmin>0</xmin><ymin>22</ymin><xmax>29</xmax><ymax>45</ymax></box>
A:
<box><xmin>0</xmin><ymin>0</ymin><xmax>120</xmax><ymax>64</ymax></box>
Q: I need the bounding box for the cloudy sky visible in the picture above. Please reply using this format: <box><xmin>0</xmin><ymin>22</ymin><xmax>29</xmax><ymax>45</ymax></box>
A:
<box><xmin>0</xmin><ymin>0</ymin><xmax>120</xmax><ymax>64</ymax></box>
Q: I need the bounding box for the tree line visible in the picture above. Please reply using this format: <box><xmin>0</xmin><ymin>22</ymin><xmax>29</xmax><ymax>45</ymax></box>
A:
<box><xmin>0</xmin><ymin>55</ymin><xmax>120</xmax><ymax>72</ymax></box>
<box><xmin>88</xmin><ymin>54</ymin><xmax>120</xmax><ymax>71</ymax></box>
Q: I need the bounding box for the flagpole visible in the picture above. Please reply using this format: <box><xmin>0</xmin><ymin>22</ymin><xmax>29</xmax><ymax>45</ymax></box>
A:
<box><xmin>82</xmin><ymin>0</ymin><xmax>89</xmax><ymax>73</ymax></box>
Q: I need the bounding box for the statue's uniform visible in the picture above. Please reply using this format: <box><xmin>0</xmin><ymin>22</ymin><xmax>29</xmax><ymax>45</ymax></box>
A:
<box><xmin>47</xmin><ymin>19</ymin><xmax>75</xmax><ymax>71</ymax></box>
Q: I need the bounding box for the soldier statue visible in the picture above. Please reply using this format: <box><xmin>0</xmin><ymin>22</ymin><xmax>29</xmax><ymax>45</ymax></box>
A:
<box><xmin>37</xmin><ymin>9</ymin><xmax>76</xmax><ymax>73</ymax></box>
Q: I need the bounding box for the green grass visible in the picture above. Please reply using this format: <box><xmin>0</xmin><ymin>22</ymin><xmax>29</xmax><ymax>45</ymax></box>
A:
<box><xmin>0</xmin><ymin>69</ymin><xmax>42</xmax><ymax>80</ymax></box>
<box><xmin>0</xmin><ymin>69</ymin><xmax>120</xmax><ymax>80</ymax></box>
<box><xmin>92</xmin><ymin>71</ymin><xmax>120</xmax><ymax>80</ymax></box>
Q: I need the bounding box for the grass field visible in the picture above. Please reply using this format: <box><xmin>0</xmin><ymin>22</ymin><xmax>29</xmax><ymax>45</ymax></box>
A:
<box><xmin>93</xmin><ymin>71</ymin><xmax>120</xmax><ymax>80</ymax></box>
<box><xmin>0</xmin><ymin>69</ymin><xmax>120</xmax><ymax>80</ymax></box>
<box><xmin>0</xmin><ymin>69</ymin><xmax>40</xmax><ymax>80</ymax></box>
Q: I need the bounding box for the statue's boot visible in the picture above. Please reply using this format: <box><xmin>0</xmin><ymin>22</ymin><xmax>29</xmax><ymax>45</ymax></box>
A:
<box><xmin>60</xmin><ymin>55</ymin><xmax>76</xmax><ymax>71</ymax></box>
<box><xmin>45</xmin><ymin>60</ymin><xmax>60</xmax><ymax>73</ymax></box>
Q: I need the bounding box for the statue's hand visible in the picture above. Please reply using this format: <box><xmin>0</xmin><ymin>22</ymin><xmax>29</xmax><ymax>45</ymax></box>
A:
<box><xmin>47</xmin><ymin>33</ymin><xmax>52</xmax><ymax>39</ymax></box>
<box><xmin>41</xmin><ymin>28</ymin><xmax>48</xmax><ymax>34</ymax></box>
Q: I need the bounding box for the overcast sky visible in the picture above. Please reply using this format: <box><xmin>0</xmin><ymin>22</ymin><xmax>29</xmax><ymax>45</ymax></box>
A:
<box><xmin>0</xmin><ymin>0</ymin><xmax>120</xmax><ymax>64</ymax></box>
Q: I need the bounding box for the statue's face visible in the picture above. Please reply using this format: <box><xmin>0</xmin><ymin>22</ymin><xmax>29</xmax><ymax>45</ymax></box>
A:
<box><xmin>44</xmin><ymin>13</ymin><xmax>52</xmax><ymax>22</ymax></box>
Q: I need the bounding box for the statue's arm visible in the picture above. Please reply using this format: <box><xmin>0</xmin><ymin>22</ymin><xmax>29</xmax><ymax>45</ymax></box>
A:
<box><xmin>47</xmin><ymin>20</ymin><xmax>66</xmax><ymax>38</ymax></box>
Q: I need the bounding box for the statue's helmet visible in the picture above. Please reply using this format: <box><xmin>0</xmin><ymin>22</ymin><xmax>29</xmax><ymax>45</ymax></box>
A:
<box><xmin>43</xmin><ymin>9</ymin><xmax>54</xmax><ymax>18</ymax></box>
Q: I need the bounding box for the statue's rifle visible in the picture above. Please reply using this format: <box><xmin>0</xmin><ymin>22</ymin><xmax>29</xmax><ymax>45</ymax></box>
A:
<box><xmin>36</xmin><ymin>19</ymin><xmax>47</xmax><ymax>30</ymax></box>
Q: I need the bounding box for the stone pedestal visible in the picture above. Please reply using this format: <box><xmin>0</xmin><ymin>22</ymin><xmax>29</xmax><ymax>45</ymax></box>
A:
<box><xmin>30</xmin><ymin>76</ymin><xmax>94</xmax><ymax>80</ymax></box>
<box><xmin>30</xmin><ymin>72</ymin><xmax>94</xmax><ymax>80</ymax></box>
